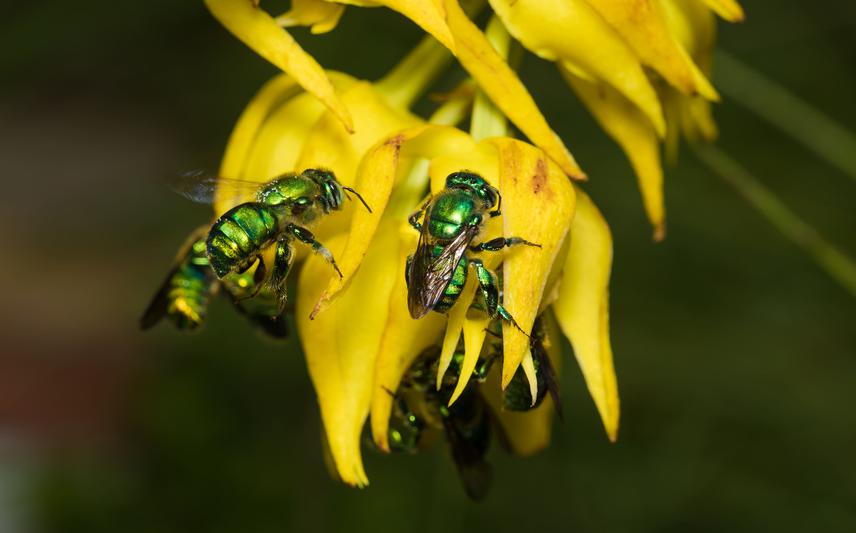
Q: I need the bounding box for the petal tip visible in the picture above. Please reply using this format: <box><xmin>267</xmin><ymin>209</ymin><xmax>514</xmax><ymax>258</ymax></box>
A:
<box><xmin>652</xmin><ymin>223</ymin><xmax>666</xmax><ymax>242</ymax></box>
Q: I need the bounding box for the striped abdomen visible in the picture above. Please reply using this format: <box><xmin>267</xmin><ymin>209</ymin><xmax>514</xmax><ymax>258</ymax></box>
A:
<box><xmin>166</xmin><ymin>257</ymin><xmax>214</xmax><ymax>329</ymax></box>
<box><xmin>434</xmin><ymin>253</ymin><xmax>468</xmax><ymax>314</ymax></box>
<box><xmin>207</xmin><ymin>203</ymin><xmax>279</xmax><ymax>277</ymax></box>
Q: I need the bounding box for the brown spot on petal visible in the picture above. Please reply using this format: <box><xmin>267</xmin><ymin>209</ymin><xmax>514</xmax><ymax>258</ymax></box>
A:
<box><xmin>532</xmin><ymin>158</ymin><xmax>548</xmax><ymax>194</ymax></box>
<box><xmin>384</xmin><ymin>133</ymin><xmax>405</xmax><ymax>147</ymax></box>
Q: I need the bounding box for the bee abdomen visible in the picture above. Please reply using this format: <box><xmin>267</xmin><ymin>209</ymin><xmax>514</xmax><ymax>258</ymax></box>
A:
<box><xmin>207</xmin><ymin>203</ymin><xmax>278</xmax><ymax>277</ymax></box>
<box><xmin>166</xmin><ymin>262</ymin><xmax>213</xmax><ymax>330</ymax></box>
<box><xmin>435</xmin><ymin>256</ymin><xmax>468</xmax><ymax>313</ymax></box>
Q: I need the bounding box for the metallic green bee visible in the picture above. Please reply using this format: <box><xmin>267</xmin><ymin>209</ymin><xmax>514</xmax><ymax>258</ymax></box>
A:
<box><xmin>487</xmin><ymin>316</ymin><xmax>562</xmax><ymax>416</ymax></box>
<box><xmin>174</xmin><ymin>168</ymin><xmax>370</xmax><ymax>313</ymax></box>
<box><xmin>141</xmin><ymin>227</ymin><xmax>217</xmax><ymax>331</ymax></box>
<box><xmin>387</xmin><ymin>346</ymin><xmax>494</xmax><ymax>501</ymax></box>
<box><xmin>405</xmin><ymin>171</ymin><xmax>538</xmax><ymax>333</ymax></box>
<box><xmin>141</xmin><ymin>226</ymin><xmax>288</xmax><ymax>338</ymax></box>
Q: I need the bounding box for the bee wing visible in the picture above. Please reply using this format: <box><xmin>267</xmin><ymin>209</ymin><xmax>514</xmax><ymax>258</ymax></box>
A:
<box><xmin>140</xmin><ymin>269</ymin><xmax>175</xmax><ymax>330</ymax></box>
<box><xmin>169</xmin><ymin>171</ymin><xmax>265</xmax><ymax>207</ymax></box>
<box><xmin>140</xmin><ymin>226</ymin><xmax>212</xmax><ymax>330</ymax></box>
<box><xmin>533</xmin><ymin>338</ymin><xmax>563</xmax><ymax>420</ymax></box>
<box><xmin>441</xmin><ymin>409</ymin><xmax>493</xmax><ymax>501</ymax></box>
<box><xmin>407</xmin><ymin>224</ymin><xmax>479</xmax><ymax>318</ymax></box>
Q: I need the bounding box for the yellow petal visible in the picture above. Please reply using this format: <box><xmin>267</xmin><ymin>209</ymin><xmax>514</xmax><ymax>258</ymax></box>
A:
<box><xmin>562</xmin><ymin>69</ymin><xmax>665</xmax><ymax>240</ymax></box>
<box><xmin>701</xmin><ymin>0</ymin><xmax>745</xmax><ymax>22</ymax></box>
<box><xmin>369</xmin><ymin>223</ymin><xmax>445</xmax><ymax>451</ymax></box>
<box><xmin>581</xmin><ymin>0</ymin><xmax>718</xmax><ymax>100</ymax></box>
<box><xmin>204</xmin><ymin>0</ymin><xmax>353</xmax><ymax>132</ymax></box>
<box><xmin>296</xmin><ymin>81</ymin><xmax>422</xmax><ymax>188</ymax></box>
<box><xmin>218</xmin><ymin>74</ymin><xmax>300</xmax><ymax>181</ymax></box>
<box><xmin>312</xmin><ymin>124</ymin><xmax>430</xmax><ymax>316</ymax></box>
<box><xmin>296</xmin><ymin>223</ymin><xmax>400</xmax><ymax>486</ymax></box>
<box><xmin>376</xmin><ymin>0</ymin><xmax>456</xmax><ymax>52</ymax></box>
<box><xmin>446</xmin><ymin>310</ymin><xmax>491</xmax><ymax>405</ymax></box>
<box><xmin>489</xmin><ymin>0</ymin><xmax>665</xmax><ymax>137</ymax></box>
<box><xmin>552</xmin><ymin>188</ymin><xmax>619</xmax><ymax>441</ymax></box>
<box><xmin>488</xmin><ymin>138</ymin><xmax>576</xmax><ymax>389</ymax></box>
<box><xmin>275</xmin><ymin>0</ymin><xmax>345</xmax><ymax>33</ymax></box>
<box><xmin>481</xmin><ymin>310</ymin><xmax>562</xmax><ymax>455</ymax></box>
<box><xmin>444</xmin><ymin>0</ymin><xmax>585</xmax><ymax>178</ymax></box>
<box><xmin>215</xmin><ymin>72</ymin><xmax>357</xmax><ymax>214</ymax></box>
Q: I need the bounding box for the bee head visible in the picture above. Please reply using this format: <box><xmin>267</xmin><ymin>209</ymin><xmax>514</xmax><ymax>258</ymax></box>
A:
<box><xmin>445</xmin><ymin>171</ymin><xmax>499</xmax><ymax>209</ymax></box>
<box><xmin>302</xmin><ymin>168</ymin><xmax>344</xmax><ymax>212</ymax></box>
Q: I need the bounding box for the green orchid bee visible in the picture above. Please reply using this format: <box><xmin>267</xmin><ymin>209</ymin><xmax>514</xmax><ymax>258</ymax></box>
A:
<box><xmin>387</xmin><ymin>345</ymin><xmax>494</xmax><ymax>501</ymax></box>
<box><xmin>487</xmin><ymin>315</ymin><xmax>562</xmax><ymax>416</ymax></box>
<box><xmin>141</xmin><ymin>226</ymin><xmax>289</xmax><ymax>338</ymax></box>
<box><xmin>173</xmin><ymin>168</ymin><xmax>370</xmax><ymax>314</ymax></box>
<box><xmin>141</xmin><ymin>226</ymin><xmax>218</xmax><ymax>332</ymax></box>
<box><xmin>405</xmin><ymin>171</ymin><xmax>539</xmax><ymax>333</ymax></box>
<box><xmin>383</xmin><ymin>313</ymin><xmax>561</xmax><ymax>500</ymax></box>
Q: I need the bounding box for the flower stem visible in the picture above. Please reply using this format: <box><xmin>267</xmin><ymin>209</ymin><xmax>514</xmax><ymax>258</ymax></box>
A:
<box><xmin>716</xmin><ymin>51</ymin><xmax>856</xmax><ymax>182</ymax></box>
<box><xmin>470</xmin><ymin>16</ymin><xmax>513</xmax><ymax>141</ymax></box>
<box><xmin>375</xmin><ymin>35</ymin><xmax>454</xmax><ymax>109</ymax></box>
<box><xmin>693</xmin><ymin>143</ymin><xmax>856</xmax><ymax>298</ymax></box>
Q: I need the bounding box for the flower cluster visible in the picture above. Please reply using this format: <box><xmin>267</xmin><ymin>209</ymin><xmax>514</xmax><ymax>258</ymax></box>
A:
<box><xmin>160</xmin><ymin>0</ymin><xmax>743</xmax><ymax>492</ymax></box>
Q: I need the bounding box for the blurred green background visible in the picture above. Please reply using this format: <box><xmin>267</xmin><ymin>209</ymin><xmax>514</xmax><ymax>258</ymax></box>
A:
<box><xmin>1</xmin><ymin>1</ymin><xmax>854</xmax><ymax>532</ymax></box>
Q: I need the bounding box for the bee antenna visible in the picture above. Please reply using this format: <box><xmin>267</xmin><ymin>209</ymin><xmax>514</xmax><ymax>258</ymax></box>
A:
<box><xmin>342</xmin><ymin>186</ymin><xmax>372</xmax><ymax>213</ymax></box>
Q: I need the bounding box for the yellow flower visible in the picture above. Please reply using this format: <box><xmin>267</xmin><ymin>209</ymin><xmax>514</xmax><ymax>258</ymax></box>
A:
<box><xmin>204</xmin><ymin>0</ymin><xmax>584</xmax><ymax>179</ymax></box>
<box><xmin>299</xmin><ymin>120</ymin><xmax>618</xmax><ymax>485</ymax></box>
<box><xmin>206</xmin><ymin>0</ymin><xmax>742</xmax><ymax>238</ymax></box>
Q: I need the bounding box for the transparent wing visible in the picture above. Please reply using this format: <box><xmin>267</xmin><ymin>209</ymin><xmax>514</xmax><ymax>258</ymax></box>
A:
<box><xmin>407</xmin><ymin>224</ymin><xmax>479</xmax><ymax>318</ymax></box>
<box><xmin>441</xmin><ymin>408</ymin><xmax>493</xmax><ymax>501</ymax></box>
<box><xmin>169</xmin><ymin>170</ymin><xmax>268</xmax><ymax>206</ymax></box>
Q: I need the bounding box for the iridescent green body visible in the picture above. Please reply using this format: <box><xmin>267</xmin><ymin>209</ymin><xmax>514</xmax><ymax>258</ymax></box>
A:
<box><xmin>487</xmin><ymin>316</ymin><xmax>562</xmax><ymax>414</ymax></box>
<box><xmin>388</xmin><ymin>345</ymin><xmax>493</xmax><ymax>500</ymax></box>
<box><xmin>143</xmin><ymin>227</ymin><xmax>287</xmax><ymax>338</ymax></box>
<box><xmin>208</xmin><ymin>203</ymin><xmax>279</xmax><ymax>277</ymax></box>
<box><xmin>406</xmin><ymin>172</ymin><xmax>537</xmax><ymax>336</ymax></box>
<box><xmin>200</xmin><ymin>169</ymin><xmax>364</xmax><ymax>315</ymax></box>
<box><xmin>141</xmin><ymin>230</ymin><xmax>218</xmax><ymax>331</ymax></box>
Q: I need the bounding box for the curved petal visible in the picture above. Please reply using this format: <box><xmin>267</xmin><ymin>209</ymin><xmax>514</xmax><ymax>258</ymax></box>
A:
<box><xmin>701</xmin><ymin>0</ymin><xmax>745</xmax><ymax>22</ymax></box>
<box><xmin>369</xmin><ymin>223</ymin><xmax>446</xmax><ymax>451</ymax></box>
<box><xmin>552</xmin><ymin>188</ymin><xmax>619</xmax><ymax>441</ymax></box>
<box><xmin>376</xmin><ymin>0</ymin><xmax>456</xmax><ymax>52</ymax></box>
<box><xmin>218</xmin><ymin>74</ymin><xmax>300</xmax><ymax>181</ymax></box>
<box><xmin>296</xmin><ymin>81</ymin><xmax>422</xmax><ymax>188</ymax></box>
<box><xmin>489</xmin><ymin>138</ymin><xmax>576</xmax><ymax>390</ymax></box>
<box><xmin>275</xmin><ymin>0</ymin><xmax>345</xmax><ymax>33</ymax></box>
<box><xmin>489</xmin><ymin>0</ymin><xmax>665</xmax><ymax>137</ymax></box>
<box><xmin>581</xmin><ymin>0</ymin><xmax>718</xmax><ymax>100</ymax></box>
<box><xmin>312</xmin><ymin>124</ymin><xmax>431</xmax><ymax>316</ymax></box>
<box><xmin>444</xmin><ymin>0</ymin><xmax>585</xmax><ymax>178</ymax></box>
<box><xmin>296</xmin><ymin>224</ymin><xmax>400</xmax><ymax>486</ymax></box>
<box><xmin>562</xmin><ymin>69</ymin><xmax>665</xmax><ymax>240</ymax></box>
<box><xmin>214</xmin><ymin>72</ymin><xmax>357</xmax><ymax>215</ymax></box>
<box><xmin>204</xmin><ymin>0</ymin><xmax>354</xmax><ymax>132</ymax></box>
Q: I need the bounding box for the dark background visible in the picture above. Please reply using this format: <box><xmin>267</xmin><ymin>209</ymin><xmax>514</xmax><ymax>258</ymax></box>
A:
<box><xmin>0</xmin><ymin>1</ymin><xmax>854</xmax><ymax>532</ymax></box>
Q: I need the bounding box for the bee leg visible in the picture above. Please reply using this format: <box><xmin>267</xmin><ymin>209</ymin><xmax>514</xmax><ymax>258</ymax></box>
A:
<box><xmin>470</xmin><ymin>259</ymin><xmax>531</xmax><ymax>338</ymax></box>
<box><xmin>286</xmin><ymin>224</ymin><xmax>343</xmax><ymax>278</ymax></box>
<box><xmin>489</xmin><ymin>191</ymin><xmax>502</xmax><ymax>218</ymax></box>
<box><xmin>470</xmin><ymin>237</ymin><xmax>541</xmax><ymax>252</ymax></box>
<box><xmin>268</xmin><ymin>238</ymin><xmax>295</xmax><ymax>314</ymax></box>
<box><xmin>408</xmin><ymin>197</ymin><xmax>432</xmax><ymax>232</ymax></box>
